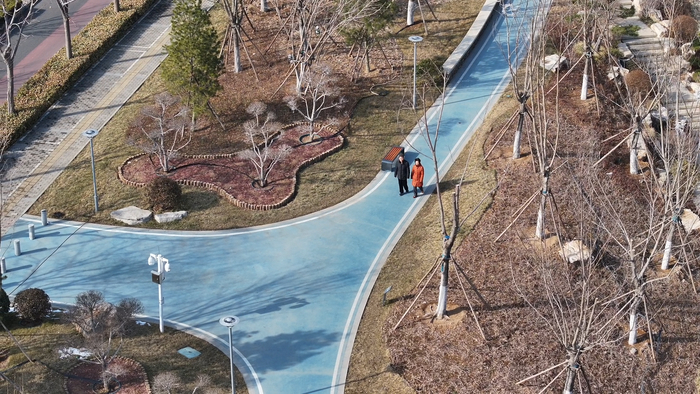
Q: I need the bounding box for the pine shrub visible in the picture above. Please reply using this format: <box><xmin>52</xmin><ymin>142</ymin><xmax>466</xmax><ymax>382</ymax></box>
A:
<box><xmin>14</xmin><ymin>288</ymin><xmax>51</xmax><ymax>323</ymax></box>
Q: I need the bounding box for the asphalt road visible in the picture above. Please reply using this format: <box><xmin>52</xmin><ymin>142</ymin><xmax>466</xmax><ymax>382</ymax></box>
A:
<box><xmin>0</xmin><ymin>0</ymin><xmax>113</xmax><ymax>104</ymax></box>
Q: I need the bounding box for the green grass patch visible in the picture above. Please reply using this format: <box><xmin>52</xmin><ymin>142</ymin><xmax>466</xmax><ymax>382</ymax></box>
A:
<box><xmin>612</xmin><ymin>24</ymin><xmax>641</xmax><ymax>37</ymax></box>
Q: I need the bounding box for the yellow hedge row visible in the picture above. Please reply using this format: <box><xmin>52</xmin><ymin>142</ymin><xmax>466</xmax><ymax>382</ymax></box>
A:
<box><xmin>0</xmin><ymin>0</ymin><xmax>157</xmax><ymax>143</ymax></box>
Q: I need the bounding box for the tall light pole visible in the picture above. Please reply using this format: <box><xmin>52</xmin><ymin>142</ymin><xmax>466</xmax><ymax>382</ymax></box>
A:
<box><xmin>409</xmin><ymin>35</ymin><xmax>423</xmax><ymax>110</ymax></box>
<box><xmin>148</xmin><ymin>253</ymin><xmax>171</xmax><ymax>333</ymax></box>
<box><xmin>82</xmin><ymin>129</ymin><xmax>99</xmax><ymax>212</ymax></box>
<box><xmin>219</xmin><ymin>315</ymin><xmax>240</xmax><ymax>394</ymax></box>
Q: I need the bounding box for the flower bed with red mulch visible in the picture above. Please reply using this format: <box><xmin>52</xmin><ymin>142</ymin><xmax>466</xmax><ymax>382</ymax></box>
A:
<box><xmin>118</xmin><ymin>124</ymin><xmax>344</xmax><ymax>210</ymax></box>
<box><xmin>65</xmin><ymin>357</ymin><xmax>150</xmax><ymax>394</ymax></box>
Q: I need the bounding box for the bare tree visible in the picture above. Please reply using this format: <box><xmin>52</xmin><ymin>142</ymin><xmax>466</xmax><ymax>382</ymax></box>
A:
<box><xmin>284</xmin><ymin>64</ymin><xmax>346</xmax><ymax>141</ymax></box>
<box><xmin>281</xmin><ymin>0</ymin><xmax>383</xmax><ymax>92</ymax></box>
<box><xmin>221</xmin><ymin>0</ymin><xmax>266</xmax><ymax>76</ymax></box>
<box><xmin>153</xmin><ymin>372</ymin><xmax>213</xmax><ymax>394</ymax></box>
<box><xmin>515</xmin><ymin>243</ymin><xmax>624</xmax><ymax>393</ymax></box>
<box><xmin>1</xmin><ymin>0</ymin><xmax>39</xmax><ymax>115</ymax></box>
<box><xmin>238</xmin><ymin>101</ymin><xmax>291</xmax><ymax>187</ymax></box>
<box><xmin>403</xmin><ymin>74</ymin><xmax>495</xmax><ymax>321</ymax></box>
<box><xmin>128</xmin><ymin>93</ymin><xmax>193</xmax><ymax>173</ymax></box>
<box><xmin>67</xmin><ymin>290</ymin><xmax>144</xmax><ymax>392</ymax></box>
<box><xmin>55</xmin><ymin>0</ymin><xmax>77</xmax><ymax>59</ymax></box>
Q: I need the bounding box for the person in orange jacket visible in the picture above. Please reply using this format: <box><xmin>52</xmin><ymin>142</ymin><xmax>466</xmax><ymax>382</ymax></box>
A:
<box><xmin>411</xmin><ymin>158</ymin><xmax>424</xmax><ymax>198</ymax></box>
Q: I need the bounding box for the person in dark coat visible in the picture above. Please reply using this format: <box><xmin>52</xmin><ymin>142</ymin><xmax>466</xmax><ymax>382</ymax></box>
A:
<box><xmin>394</xmin><ymin>154</ymin><xmax>411</xmax><ymax>195</ymax></box>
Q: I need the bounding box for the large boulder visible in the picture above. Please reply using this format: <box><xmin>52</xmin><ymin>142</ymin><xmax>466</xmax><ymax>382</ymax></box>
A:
<box><xmin>154</xmin><ymin>211</ymin><xmax>188</xmax><ymax>224</ymax></box>
<box><xmin>559</xmin><ymin>240</ymin><xmax>592</xmax><ymax>264</ymax></box>
<box><xmin>110</xmin><ymin>206</ymin><xmax>153</xmax><ymax>225</ymax></box>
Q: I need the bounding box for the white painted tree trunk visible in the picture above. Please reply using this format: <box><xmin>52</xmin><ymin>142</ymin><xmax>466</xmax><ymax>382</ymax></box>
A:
<box><xmin>580</xmin><ymin>57</ymin><xmax>589</xmax><ymax>100</ymax></box>
<box><xmin>260</xmin><ymin>0</ymin><xmax>268</xmax><ymax>11</ymax></box>
<box><xmin>630</xmin><ymin>132</ymin><xmax>640</xmax><ymax>174</ymax></box>
<box><xmin>436</xmin><ymin>261</ymin><xmax>448</xmax><ymax>319</ymax></box>
<box><xmin>535</xmin><ymin>174</ymin><xmax>549</xmax><ymax>240</ymax></box>
<box><xmin>233</xmin><ymin>28</ymin><xmax>241</xmax><ymax>73</ymax></box>
<box><xmin>661</xmin><ymin>228</ymin><xmax>673</xmax><ymax>270</ymax></box>
<box><xmin>407</xmin><ymin>0</ymin><xmax>415</xmax><ymax>26</ymax></box>
<box><xmin>513</xmin><ymin>101</ymin><xmax>526</xmax><ymax>159</ymax></box>
<box><xmin>628</xmin><ymin>311</ymin><xmax>638</xmax><ymax>345</ymax></box>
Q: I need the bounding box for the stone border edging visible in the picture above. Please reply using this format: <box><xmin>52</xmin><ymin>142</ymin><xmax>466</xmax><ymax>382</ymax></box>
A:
<box><xmin>442</xmin><ymin>0</ymin><xmax>501</xmax><ymax>80</ymax></box>
<box><xmin>117</xmin><ymin>123</ymin><xmax>345</xmax><ymax>211</ymax></box>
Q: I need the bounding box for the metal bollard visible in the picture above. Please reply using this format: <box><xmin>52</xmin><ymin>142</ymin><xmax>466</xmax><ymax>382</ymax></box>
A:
<box><xmin>1</xmin><ymin>258</ymin><xmax>5</xmax><ymax>275</ymax></box>
<box><xmin>13</xmin><ymin>240</ymin><xmax>21</xmax><ymax>256</ymax></box>
<box><xmin>41</xmin><ymin>209</ymin><xmax>48</xmax><ymax>225</ymax></box>
<box><xmin>28</xmin><ymin>224</ymin><xmax>35</xmax><ymax>240</ymax></box>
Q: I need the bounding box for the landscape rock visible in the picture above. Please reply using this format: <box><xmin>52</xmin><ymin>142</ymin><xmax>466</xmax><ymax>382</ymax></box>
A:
<box><xmin>540</xmin><ymin>54</ymin><xmax>568</xmax><ymax>72</ymax></box>
<box><xmin>154</xmin><ymin>211</ymin><xmax>188</xmax><ymax>223</ymax></box>
<box><xmin>608</xmin><ymin>66</ymin><xmax>629</xmax><ymax>80</ymax></box>
<box><xmin>650</xmin><ymin>22</ymin><xmax>668</xmax><ymax>37</ymax></box>
<box><xmin>110</xmin><ymin>206</ymin><xmax>153</xmax><ymax>225</ymax></box>
<box><xmin>559</xmin><ymin>240</ymin><xmax>592</xmax><ymax>264</ymax></box>
<box><xmin>680</xmin><ymin>209</ymin><xmax>700</xmax><ymax>233</ymax></box>
<box><xmin>618</xmin><ymin>42</ymin><xmax>633</xmax><ymax>59</ymax></box>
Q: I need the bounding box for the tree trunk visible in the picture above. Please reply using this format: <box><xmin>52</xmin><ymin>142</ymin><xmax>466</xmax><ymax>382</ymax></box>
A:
<box><xmin>58</xmin><ymin>2</ymin><xmax>73</xmax><ymax>60</ymax></box>
<box><xmin>580</xmin><ymin>57</ymin><xmax>589</xmax><ymax>100</ymax></box>
<box><xmin>436</xmin><ymin>257</ymin><xmax>449</xmax><ymax>319</ymax></box>
<box><xmin>436</xmin><ymin>188</ymin><xmax>460</xmax><ymax>319</ymax></box>
<box><xmin>535</xmin><ymin>171</ymin><xmax>549</xmax><ymax>240</ymax></box>
<box><xmin>364</xmin><ymin>43</ymin><xmax>371</xmax><ymax>74</ymax></box>
<box><xmin>233</xmin><ymin>28</ymin><xmax>241</xmax><ymax>73</ymax></box>
<box><xmin>562</xmin><ymin>362</ymin><xmax>576</xmax><ymax>394</ymax></box>
<box><xmin>114</xmin><ymin>0</ymin><xmax>120</xmax><ymax>12</ymax></box>
<box><xmin>513</xmin><ymin>99</ymin><xmax>526</xmax><ymax>159</ymax></box>
<box><xmin>628</xmin><ymin>295</ymin><xmax>641</xmax><ymax>345</ymax></box>
<box><xmin>661</xmin><ymin>226</ymin><xmax>673</xmax><ymax>270</ymax></box>
<box><xmin>260</xmin><ymin>0</ymin><xmax>267</xmax><ymax>12</ymax></box>
<box><xmin>64</xmin><ymin>15</ymin><xmax>73</xmax><ymax>60</ymax></box>
<box><xmin>630</xmin><ymin>130</ymin><xmax>641</xmax><ymax>175</ymax></box>
<box><xmin>406</xmin><ymin>0</ymin><xmax>415</xmax><ymax>26</ymax></box>
<box><xmin>2</xmin><ymin>53</ymin><xmax>15</xmax><ymax>115</ymax></box>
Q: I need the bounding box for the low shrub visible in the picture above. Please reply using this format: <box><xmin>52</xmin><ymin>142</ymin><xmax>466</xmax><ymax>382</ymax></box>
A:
<box><xmin>13</xmin><ymin>288</ymin><xmax>51</xmax><ymax>323</ymax></box>
<box><xmin>0</xmin><ymin>288</ymin><xmax>10</xmax><ymax>316</ymax></box>
<box><xmin>670</xmin><ymin>15</ymin><xmax>698</xmax><ymax>44</ymax></box>
<box><xmin>146</xmin><ymin>177</ymin><xmax>183</xmax><ymax>213</ymax></box>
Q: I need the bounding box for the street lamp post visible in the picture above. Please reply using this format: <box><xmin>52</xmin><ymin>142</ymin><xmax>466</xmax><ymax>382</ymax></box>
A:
<box><xmin>82</xmin><ymin>129</ymin><xmax>99</xmax><ymax>213</ymax></box>
<box><xmin>148</xmin><ymin>253</ymin><xmax>171</xmax><ymax>333</ymax></box>
<box><xmin>219</xmin><ymin>316</ymin><xmax>240</xmax><ymax>394</ymax></box>
<box><xmin>408</xmin><ymin>35</ymin><xmax>423</xmax><ymax>110</ymax></box>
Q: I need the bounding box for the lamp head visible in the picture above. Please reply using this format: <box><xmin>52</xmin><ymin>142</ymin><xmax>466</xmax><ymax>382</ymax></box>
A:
<box><xmin>163</xmin><ymin>259</ymin><xmax>171</xmax><ymax>272</ymax></box>
<box><xmin>148</xmin><ymin>253</ymin><xmax>158</xmax><ymax>266</ymax></box>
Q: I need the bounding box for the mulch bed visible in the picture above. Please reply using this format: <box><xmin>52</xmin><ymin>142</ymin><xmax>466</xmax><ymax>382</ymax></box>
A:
<box><xmin>119</xmin><ymin>124</ymin><xmax>344</xmax><ymax>209</ymax></box>
<box><xmin>65</xmin><ymin>357</ymin><xmax>150</xmax><ymax>394</ymax></box>
<box><xmin>384</xmin><ymin>59</ymin><xmax>700</xmax><ymax>392</ymax></box>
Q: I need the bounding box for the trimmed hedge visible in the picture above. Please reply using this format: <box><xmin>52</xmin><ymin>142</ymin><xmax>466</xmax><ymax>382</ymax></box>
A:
<box><xmin>0</xmin><ymin>0</ymin><xmax>159</xmax><ymax>144</ymax></box>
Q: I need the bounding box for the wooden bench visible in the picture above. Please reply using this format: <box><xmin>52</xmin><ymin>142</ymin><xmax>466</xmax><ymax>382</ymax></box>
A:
<box><xmin>381</xmin><ymin>146</ymin><xmax>405</xmax><ymax>171</ymax></box>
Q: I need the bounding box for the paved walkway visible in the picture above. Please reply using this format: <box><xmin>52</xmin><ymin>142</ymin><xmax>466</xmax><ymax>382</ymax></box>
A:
<box><xmin>0</xmin><ymin>0</ymin><xmax>530</xmax><ymax>393</ymax></box>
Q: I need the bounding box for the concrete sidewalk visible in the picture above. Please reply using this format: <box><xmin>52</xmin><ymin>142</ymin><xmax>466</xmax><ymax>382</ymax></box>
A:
<box><xmin>0</xmin><ymin>0</ymin><xmax>212</xmax><ymax>235</ymax></box>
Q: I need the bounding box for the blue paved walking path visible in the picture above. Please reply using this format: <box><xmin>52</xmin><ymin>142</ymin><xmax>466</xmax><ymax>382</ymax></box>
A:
<box><xmin>1</xmin><ymin>0</ymin><xmax>531</xmax><ymax>393</ymax></box>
